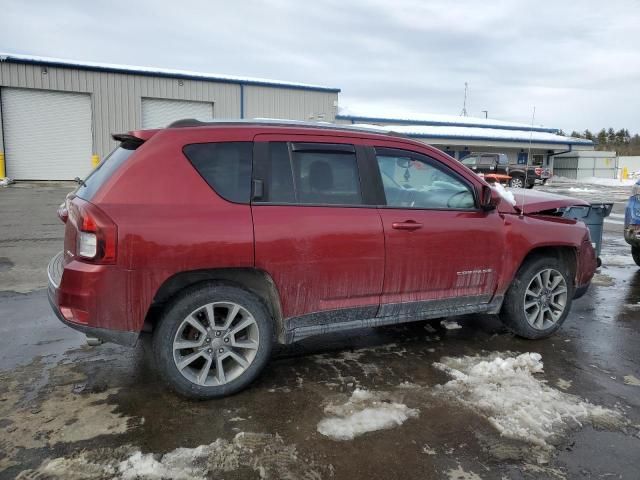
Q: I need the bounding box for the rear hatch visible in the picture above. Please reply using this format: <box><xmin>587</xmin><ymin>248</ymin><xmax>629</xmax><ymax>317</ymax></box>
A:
<box><xmin>60</xmin><ymin>134</ymin><xmax>145</xmax><ymax>265</ymax></box>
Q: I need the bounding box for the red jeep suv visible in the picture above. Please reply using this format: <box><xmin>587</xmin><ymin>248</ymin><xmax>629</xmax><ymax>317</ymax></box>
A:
<box><xmin>48</xmin><ymin>120</ymin><xmax>597</xmax><ymax>399</ymax></box>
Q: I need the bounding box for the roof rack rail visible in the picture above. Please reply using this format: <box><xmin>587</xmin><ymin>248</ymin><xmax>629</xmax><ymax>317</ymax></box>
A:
<box><xmin>164</xmin><ymin>118</ymin><xmax>409</xmax><ymax>138</ymax></box>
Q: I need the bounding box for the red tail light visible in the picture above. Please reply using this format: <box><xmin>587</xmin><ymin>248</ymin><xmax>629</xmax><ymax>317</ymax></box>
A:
<box><xmin>68</xmin><ymin>198</ymin><xmax>117</xmax><ymax>264</ymax></box>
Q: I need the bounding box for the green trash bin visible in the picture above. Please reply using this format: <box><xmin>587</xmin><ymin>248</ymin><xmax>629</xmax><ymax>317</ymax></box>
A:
<box><xmin>561</xmin><ymin>203</ymin><xmax>613</xmax><ymax>258</ymax></box>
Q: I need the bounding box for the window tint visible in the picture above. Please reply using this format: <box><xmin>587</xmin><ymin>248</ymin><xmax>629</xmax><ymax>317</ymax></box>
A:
<box><xmin>259</xmin><ymin>143</ymin><xmax>362</xmax><ymax>205</ymax></box>
<box><xmin>479</xmin><ymin>155</ymin><xmax>496</xmax><ymax>166</ymax></box>
<box><xmin>268</xmin><ymin>142</ymin><xmax>296</xmax><ymax>203</ymax></box>
<box><xmin>75</xmin><ymin>146</ymin><xmax>137</xmax><ymax>201</ymax></box>
<box><xmin>498</xmin><ymin>155</ymin><xmax>509</xmax><ymax>165</ymax></box>
<box><xmin>183</xmin><ymin>142</ymin><xmax>252</xmax><ymax>203</ymax></box>
<box><xmin>376</xmin><ymin>152</ymin><xmax>475</xmax><ymax>209</ymax></box>
<box><xmin>293</xmin><ymin>150</ymin><xmax>362</xmax><ymax>205</ymax></box>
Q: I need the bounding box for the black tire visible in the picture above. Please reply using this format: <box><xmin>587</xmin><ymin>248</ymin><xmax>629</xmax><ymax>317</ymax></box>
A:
<box><xmin>153</xmin><ymin>282</ymin><xmax>273</xmax><ymax>399</ymax></box>
<box><xmin>509</xmin><ymin>175</ymin><xmax>525</xmax><ymax>189</ymax></box>
<box><xmin>525</xmin><ymin>183</ymin><xmax>535</xmax><ymax>189</ymax></box>
<box><xmin>499</xmin><ymin>256</ymin><xmax>574</xmax><ymax>339</ymax></box>
<box><xmin>633</xmin><ymin>246</ymin><xmax>640</xmax><ymax>267</ymax></box>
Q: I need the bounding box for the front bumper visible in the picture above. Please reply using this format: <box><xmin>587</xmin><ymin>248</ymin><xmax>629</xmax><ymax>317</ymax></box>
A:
<box><xmin>47</xmin><ymin>251</ymin><xmax>139</xmax><ymax>347</ymax></box>
<box><xmin>624</xmin><ymin>225</ymin><xmax>640</xmax><ymax>247</ymax></box>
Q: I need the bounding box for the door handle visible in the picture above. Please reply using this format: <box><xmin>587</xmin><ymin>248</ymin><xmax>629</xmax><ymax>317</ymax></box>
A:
<box><xmin>392</xmin><ymin>221</ymin><xmax>423</xmax><ymax>231</ymax></box>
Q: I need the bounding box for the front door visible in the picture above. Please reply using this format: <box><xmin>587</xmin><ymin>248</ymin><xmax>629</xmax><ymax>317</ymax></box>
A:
<box><xmin>251</xmin><ymin>135</ymin><xmax>385</xmax><ymax>328</ymax></box>
<box><xmin>374</xmin><ymin>147</ymin><xmax>505</xmax><ymax>316</ymax></box>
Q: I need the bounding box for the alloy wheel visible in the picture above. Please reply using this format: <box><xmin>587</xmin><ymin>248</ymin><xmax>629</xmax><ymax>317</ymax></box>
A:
<box><xmin>172</xmin><ymin>302</ymin><xmax>259</xmax><ymax>386</ymax></box>
<box><xmin>510</xmin><ymin>177</ymin><xmax>524</xmax><ymax>188</ymax></box>
<box><xmin>523</xmin><ymin>268</ymin><xmax>568</xmax><ymax>330</ymax></box>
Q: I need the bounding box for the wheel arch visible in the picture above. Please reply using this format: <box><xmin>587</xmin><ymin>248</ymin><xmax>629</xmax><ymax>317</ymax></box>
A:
<box><xmin>144</xmin><ymin>268</ymin><xmax>285</xmax><ymax>342</ymax></box>
<box><xmin>516</xmin><ymin>245</ymin><xmax>578</xmax><ymax>285</ymax></box>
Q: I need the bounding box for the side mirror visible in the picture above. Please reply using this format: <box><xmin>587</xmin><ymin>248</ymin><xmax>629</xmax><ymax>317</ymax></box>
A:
<box><xmin>480</xmin><ymin>185</ymin><xmax>501</xmax><ymax>211</ymax></box>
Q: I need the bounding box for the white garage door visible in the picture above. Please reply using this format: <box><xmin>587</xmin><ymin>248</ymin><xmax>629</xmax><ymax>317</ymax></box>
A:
<box><xmin>1</xmin><ymin>88</ymin><xmax>93</xmax><ymax>180</ymax></box>
<box><xmin>142</xmin><ymin>98</ymin><xmax>214</xmax><ymax>129</ymax></box>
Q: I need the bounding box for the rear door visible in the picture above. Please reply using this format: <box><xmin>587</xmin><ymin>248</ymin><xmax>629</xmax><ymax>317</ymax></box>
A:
<box><xmin>251</xmin><ymin>134</ymin><xmax>385</xmax><ymax>326</ymax></box>
<box><xmin>373</xmin><ymin>146</ymin><xmax>505</xmax><ymax>316</ymax></box>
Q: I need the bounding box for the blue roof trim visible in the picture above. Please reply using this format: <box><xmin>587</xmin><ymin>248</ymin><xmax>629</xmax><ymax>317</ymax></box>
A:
<box><xmin>1</xmin><ymin>56</ymin><xmax>341</xmax><ymax>93</ymax></box>
<box><xmin>403</xmin><ymin>132</ymin><xmax>593</xmax><ymax>146</ymax></box>
<box><xmin>336</xmin><ymin>114</ymin><xmax>559</xmax><ymax>133</ymax></box>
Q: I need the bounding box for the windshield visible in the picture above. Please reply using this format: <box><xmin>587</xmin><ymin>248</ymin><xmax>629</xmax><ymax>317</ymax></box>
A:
<box><xmin>75</xmin><ymin>146</ymin><xmax>137</xmax><ymax>200</ymax></box>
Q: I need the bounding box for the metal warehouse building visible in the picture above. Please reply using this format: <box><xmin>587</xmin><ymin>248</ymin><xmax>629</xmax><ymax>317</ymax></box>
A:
<box><xmin>0</xmin><ymin>53</ymin><xmax>339</xmax><ymax>180</ymax></box>
<box><xmin>336</xmin><ymin>112</ymin><xmax>594</xmax><ymax>170</ymax></box>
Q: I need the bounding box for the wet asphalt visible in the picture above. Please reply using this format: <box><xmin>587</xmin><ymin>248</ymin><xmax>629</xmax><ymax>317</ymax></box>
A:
<box><xmin>0</xmin><ymin>180</ymin><xmax>639</xmax><ymax>479</ymax></box>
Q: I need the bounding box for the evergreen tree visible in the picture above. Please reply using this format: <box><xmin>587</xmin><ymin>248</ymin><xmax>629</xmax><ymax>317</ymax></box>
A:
<box><xmin>597</xmin><ymin>129</ymin><xmax>607</xmax><ymax>145</ymax></box>
<box><xmin>584</xmin><ymin>129</ymin><xmax>594</xmax><ymax>140</ymax></box>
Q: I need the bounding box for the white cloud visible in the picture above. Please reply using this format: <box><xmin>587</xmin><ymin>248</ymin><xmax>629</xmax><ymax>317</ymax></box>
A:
<box><xmin>1</xmin><ymin>0</ymin><xmax>639</xmax><ymax>132</ymax></box>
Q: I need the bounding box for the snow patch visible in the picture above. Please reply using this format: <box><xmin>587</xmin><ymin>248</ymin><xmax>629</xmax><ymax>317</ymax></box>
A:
<box><xmin>441</xmin><ymin>319</ymin><xmax>463</xmax><ymax>330</ymax></box>
<box><xmin>34</xmin><ymin>432</ymin><xmax>326</xmax><ymax>479</ymax></box>
<box><xmin>433</xmin><ymin>352</ymin><xmax>623</xmax><ymax>455</ymax></box>
<box><xmin>623</xmin><ymin>375</ymin><xmax>640</xmax><ymax>386</ymax></box>
<box><xmin>600</xmin><ymin>254</ymin><xmax>631</xmax><ymax>267</ymax></box>
<box><xmin>492</xmin><ymin>182</ymin><xmax>516</xmax><ymax>206</ymax></box>
<box><xmin>446</xmin><ymin>465</ymin><xmax>483</xmax><ymax>480</ymax></box>
<box><xmin>317</xmin><ymin>388</ymin><xmax>418</xmax><ymax>441</ymax></box>
<box><xmin>0</xmin><ymin>177</ymin><xmax>12</xmax><ymax>187</ymax></box>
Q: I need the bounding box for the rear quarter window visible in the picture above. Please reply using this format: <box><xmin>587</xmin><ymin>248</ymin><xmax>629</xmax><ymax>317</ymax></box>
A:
<box><xmin>183</xmin><ymin>142</ymin><xmax>252</xmax><ymax>204</ymax></box>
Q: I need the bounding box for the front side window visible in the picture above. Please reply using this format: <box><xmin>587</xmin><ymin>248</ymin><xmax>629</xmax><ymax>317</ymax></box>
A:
<box><xmin>259</xmin><ymin>142</ymin><xmax>363</xmax><ymax>205</ymax></box>
<box><xmin>183</xmin><ymin>142</ymin><xmax>252</xmax><ymax>203</ymax></box>
<box><xmin>376</xmin><ymin>151</ymin><xmax>475</xmax><ymax>209</ymax></box>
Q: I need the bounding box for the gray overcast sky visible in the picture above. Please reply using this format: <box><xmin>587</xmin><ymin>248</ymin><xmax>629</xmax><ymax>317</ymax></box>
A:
<box><xmin>2</xmin><ymin>0</ymin><xmax>639</xmax><ymax>133</ymax></box>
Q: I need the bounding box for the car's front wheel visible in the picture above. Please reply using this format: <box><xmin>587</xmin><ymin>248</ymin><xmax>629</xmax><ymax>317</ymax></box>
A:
<box><xmin>499</xmin><ymin>256</ymin><xmax>574</xmax><ymax>339</ymax></box>
<box><xmin>153</xmin><ymin>283</ymin><xmax>273</xmax><ymax>399</ymax></box>
<box><xmin>633</xmin><ymin>246</ymin><xmax>640</xmax><ymax>267</ymax></box>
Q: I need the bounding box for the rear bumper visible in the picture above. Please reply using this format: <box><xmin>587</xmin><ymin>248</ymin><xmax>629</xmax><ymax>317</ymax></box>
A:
<box><xmin>47</xmin><ymin>251</ymin><xmax>139</xmax><ymax>347</ymax></box>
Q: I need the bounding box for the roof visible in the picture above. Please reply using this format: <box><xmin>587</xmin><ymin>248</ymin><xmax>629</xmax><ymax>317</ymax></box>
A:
<box><xmin>352</xmin><ymin>123</ymin><xmax>594</xmax><ymax>146</ymax></box>
<box><xmin>0</xmin><ymin>52</ymin><xmax>341</xmax><ymax>93</ymax></box>
<box><xmin>337</xmin><ymin>106</ymin><xmax>559</xmax><ymax>133</ymax></box>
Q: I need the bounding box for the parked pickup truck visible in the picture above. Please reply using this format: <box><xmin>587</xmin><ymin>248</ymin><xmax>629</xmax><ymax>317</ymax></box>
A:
<box><xmin>461</xmin><ymin>152</ymin><xmax>551</xmax><ymax>189</ymax></box>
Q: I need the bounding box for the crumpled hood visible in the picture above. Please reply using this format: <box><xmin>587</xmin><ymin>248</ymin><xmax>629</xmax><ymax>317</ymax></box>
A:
<box><xmin>499</xmin><ymin>189</ymin><xmax>589</xmax><ymax>214</ymax></box>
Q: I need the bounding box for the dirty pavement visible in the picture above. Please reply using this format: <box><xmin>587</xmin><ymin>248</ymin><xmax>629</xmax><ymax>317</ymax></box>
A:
<box><xmin>0</xmin><ymin>181</ymin><xmax>639</xmax><ymax>479</ymax></box>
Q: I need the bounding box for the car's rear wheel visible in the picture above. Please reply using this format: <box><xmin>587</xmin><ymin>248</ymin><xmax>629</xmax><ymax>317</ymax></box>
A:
<box><xmin>153</xmin><ymin>283</ymin><xmax>273</xmax><ymax>399</ymax></box>
<box><xmin>509</xmin><ymin>176</ymin><xmax>525</xmax><ymax>189</ymax></box>
<box><xmin>633</xmin><ymin>246</ymin><xmax>640</xmax><ymax>267</ymax></box>
<box><xmin>499</xmin><ymin>256</ymin><xmax>574</xmax><ymax>339</ymax></box>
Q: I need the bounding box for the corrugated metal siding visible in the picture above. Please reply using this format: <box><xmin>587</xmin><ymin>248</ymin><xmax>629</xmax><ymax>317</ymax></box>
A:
<box><xmin>0</xmin><ymin>62</ymin><xmax>242</xmax><ymax>160</ymax></box>
<box><xmin>243</xmin><ymin>85</ymin><xmax>337</xmax><ymax>121</ymax></box>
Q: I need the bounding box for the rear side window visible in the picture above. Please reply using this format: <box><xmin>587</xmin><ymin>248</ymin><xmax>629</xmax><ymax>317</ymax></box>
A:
<box><xmin>75</xmin><ymin>146</ymin><xmax>136</xmax><ymax>201</ymax></box>
<box><xmin>183</xmin><ymin>142</ymin><xmax>252</xmax><ymax>203</ymax></box>
<box><xmin>479</xmin><ymin>155</ymin><xmax>496</xmax><ymax>166</ymax></box>
<box><xmin>258</xmin><ymin>142</ymin><xmax>363</xmax><ymax>205</ymax></box>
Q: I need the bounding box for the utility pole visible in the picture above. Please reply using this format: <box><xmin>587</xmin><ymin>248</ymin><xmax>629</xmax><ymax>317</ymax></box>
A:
<box><xmin>481</xmin><ymin>110</ymin><xmax>488</xmax><ymax>118</ymax></box>
<box><xmin>460</xmin><ymin>82</ymin><xmax>468</xmax><ymax>117</ymax></box>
